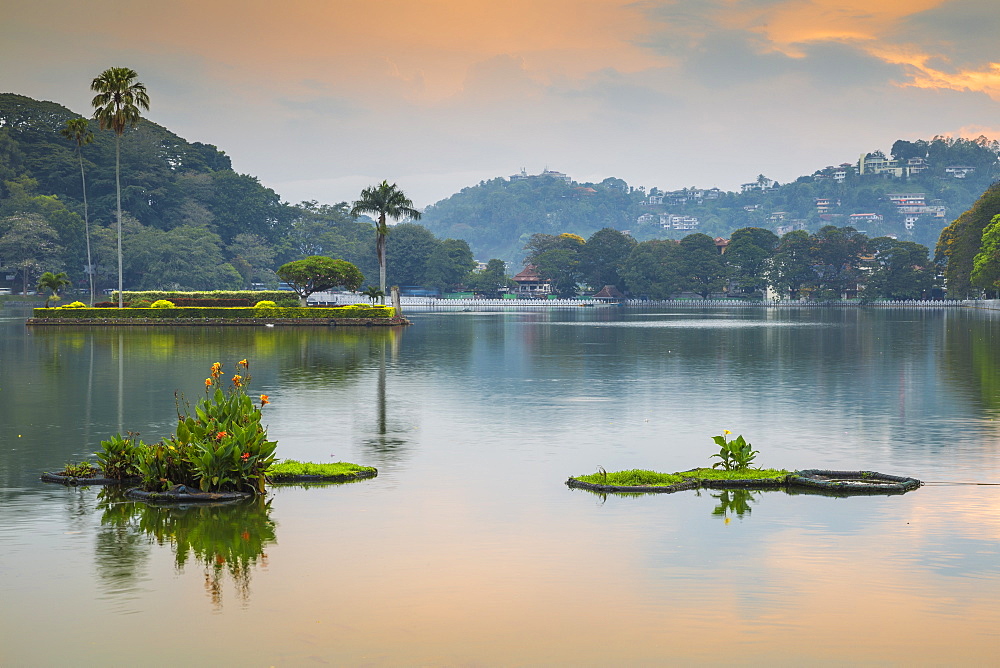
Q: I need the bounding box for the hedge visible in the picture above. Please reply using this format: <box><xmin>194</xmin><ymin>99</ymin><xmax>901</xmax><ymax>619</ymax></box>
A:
<box><xmin>114</xmin><ymin>290</ymin><xmax>299</xmax><ymax>307</ymax></box>
<box><xmin>33</xmin><ymin>306</ymin><xmax>396</xmax><ymax>319</ymax></box>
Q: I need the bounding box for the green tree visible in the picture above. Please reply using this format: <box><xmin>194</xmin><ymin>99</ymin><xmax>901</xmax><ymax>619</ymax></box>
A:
<box><xmin>938</xmin><ymin>182</ymin><xmax>1000</xmax><ymax>298</ymax></box>
<box><xmin>580</xmin><ymin>227</ymin><xmax>637</xmax><ymax>291</ymax></box>
<box><xmin>534</xmin><ymin>248</ymin><xmax>582</xmax><ymax>297</ymax></box>
<box><xmin>276</xmin><ymin>256</ymin><xmax>364</xmax><ymax>306</ymax></box>
<box><xmin>0</xmin><ymin>213</ymin><xmax>64</xmax><ymax>294</ymax></box>
<box><xmin>60</xmin><ymin>118</ymin><xmax>96</xmax><ymax>304</ymax></box>
<box><xmin>725</xmin><ymin>227</ymin><xmax>778</xmax><ymax>297</ymax></box>
<box><xmin>679</xmin><ymin>233</ymin><xmax>727</xmax><ymax>299</ymax></box>
<box><xmin>466</xmin><ymin>259</ymin><xmax>513</xmax><ymax>297</ymax></box>
<box><xmin>382</xmin><ymin>223</ymin><xmax>438</xmax><ymax>288</ymax></box>
<box><xmin>37</xmin><ymin>270</ymin><xmax>71</xmax><ymax>307</ymax></box>
<box><xmin>971</xmin><ymin>214</ymin><xmax>1000</xmax><ymax>296</ymax></box>
<box><xmin>423</xmin><ymin>238</ymin><xmax>476</xmax><ymax>292</ymax></box>
<box><xmin>91</xmin><ymin>66</ymin><xmax>150</xmax><ymax>307</ymax></box>
<box><xmin>621</xmin><ymin>239</ymin><xmax>683</xmax><ymax>299</ymax></box>
<box><xmin>350</xmin><ymin>181</ymin><xmax>421</xmax><ymax>300</ymax></box>
<box><xmin>770</xmin><ymin>230</ymin><xmax>815</xmax><ymax>300</ymax></box>
<box><xmin>863</xmin><ymin>237</ymin><xmax>934</xmax><ymax>300</ymax></box>
<box><xmin>228</xmin><ymin>233</ymin><xmax>277</xmax><ymax>288</ymax></box>
<box><xmin>811</xmin><ymin>225</ymin><xmax>867</xmax><ymax>299</ymax></box>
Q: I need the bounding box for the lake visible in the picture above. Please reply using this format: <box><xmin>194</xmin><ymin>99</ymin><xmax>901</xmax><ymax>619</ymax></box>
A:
<box><xmin>1</xmin><ymin>305</ymin><xmax>999</xmax><ymax>665</ymax></box>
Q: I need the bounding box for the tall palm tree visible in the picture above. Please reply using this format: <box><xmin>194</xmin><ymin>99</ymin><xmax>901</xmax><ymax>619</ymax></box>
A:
<box><xmin>350</xmin><ymin>181</ymin><xmax>421</xmax><ymax>301</ymax></box>
<box><xmin>90</xmin><ymin>67</ymin><xmax>150</xmax><ymax>308</ymax></box>
<box><xmin>37</xmin><ymin>271</ymin><xmax>72</xmax><ymax>307</ymax></box>
<box><xmin>61</xmin><ymin>118</ymin><xmax>95</xmax><ymax>305</ymax></box>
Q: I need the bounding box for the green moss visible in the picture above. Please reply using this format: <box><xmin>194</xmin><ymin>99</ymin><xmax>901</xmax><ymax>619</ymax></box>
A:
<box><xmin>268</xmin><ymin>460</ymin><xmax>376</xmax><ymax>478</ymax></box>
<box><xmin>573</xmin><ymin>469</ymin><xmax>687</xmax><ymax>486</ymax></box>
<box><xmin>571</xmin><ymin>467</ymin><xmax>790</xmax><ymax>486</ymax></box>
<box><xmin>677</xmin><ymin>468</ymin><xmax>790</xmax><ymax>480</ymax></box>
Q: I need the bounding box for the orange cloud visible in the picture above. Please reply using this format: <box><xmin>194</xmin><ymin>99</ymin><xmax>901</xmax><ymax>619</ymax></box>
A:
<box><xmin>56</xmin><ymin>0</ymin><xmax>664</xmax><ymax>101</ymax></box>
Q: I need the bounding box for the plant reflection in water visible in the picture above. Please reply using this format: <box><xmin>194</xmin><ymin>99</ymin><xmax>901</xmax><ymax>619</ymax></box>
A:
<box><xmin>97</xmin><ymin>489</ymin><xmax>276</xmax><ymax>609</ymax></box>
<box><xmin>710</xmin><ymin>489</ymin><xmax>757</xmax><ymax>522</ymax></box>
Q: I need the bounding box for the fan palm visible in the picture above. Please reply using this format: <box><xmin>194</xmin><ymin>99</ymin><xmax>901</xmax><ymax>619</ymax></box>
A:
<box><xmin>61</xmin><ymin>118</ymin><xmax>95</xmax><ymax>305</ymax></box>
<box><xmin>37</xmin><ymin>271</ymin><xmax>72</xmax><ymax>307</ymax></box>
<box><xmin>350</xmin><ymin>181</ymin><xmax>421</xmax><ymax>301</ymax></box>
<box><xmin>91</xmin><ymin>67</ymin><xmax>150</xmax><ymax>308</ymax></box>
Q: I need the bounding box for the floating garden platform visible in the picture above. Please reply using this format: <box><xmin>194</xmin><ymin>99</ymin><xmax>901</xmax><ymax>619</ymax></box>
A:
<box><xmin>27</xmin><ymin>305</ymin><xmax>408</xmax><ymax>327</ymax></box>
<box><xmin>567</xmin><ymin>468</ymin><xmax>921</xmax><ymax>496</ymax></box>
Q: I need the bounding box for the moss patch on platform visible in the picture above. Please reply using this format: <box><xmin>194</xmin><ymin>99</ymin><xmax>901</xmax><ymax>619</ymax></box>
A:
<box><xmin>268</xmin><ymin>460</ymin><xmax>377</xmax><ymax>482</ymax></box>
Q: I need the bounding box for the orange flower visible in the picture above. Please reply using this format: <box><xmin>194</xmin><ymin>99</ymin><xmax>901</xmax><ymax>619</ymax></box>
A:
<box><xmin>205</xmin><ymin>378</ymin><xmax>213</xmax><ymax>388</ymax></box>
<box><xmin>260</xmin><ymin>394</ymin><xmax>270</xmax><ymax>406</ymax></box>
<box><xmin>232</xmin><ymin>374</ymin><xmax>243</xmax><ymax>387</ymax></box>
<box><xmin>216</xmin><ymin>431</ymin><xmax>228</xmax><ymax>440</ymax></box>
<box><xmin>210</xmin><ymin>362</ymin><xmax>222</xmax><ymax>378</ymax></box>
<box><xmin>238</xmin><ymin>359</ymin><xmax>249</xmax><ymax>369</ymax></box>
<box><xmin>241</xmin><ymin>452</ymin><xmax>250</xmax><ymax>461</ymax></box>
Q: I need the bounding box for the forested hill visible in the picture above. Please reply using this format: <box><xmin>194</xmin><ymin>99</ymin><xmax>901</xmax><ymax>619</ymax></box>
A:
<box><xmin>420</xmin><ymin>138</ymin><xmax>1000</xmax><ymax>263</ymax></box>
<box><xmin>0</xmin><ymin>93</ymin><xmax>384</xmax><ymax>291</ymax></box>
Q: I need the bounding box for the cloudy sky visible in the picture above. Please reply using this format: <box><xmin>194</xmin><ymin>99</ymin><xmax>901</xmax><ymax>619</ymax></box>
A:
<box><xmin>4</xmin><ymin>0</ymin><xmax>1000</xmax><ymax>208</ymax></box>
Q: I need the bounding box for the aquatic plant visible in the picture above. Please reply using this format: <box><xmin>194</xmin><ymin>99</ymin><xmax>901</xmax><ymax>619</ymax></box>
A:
<box><xmin>95</xmin><ymin>432</ymin><xmax>142</xmax><ymax>479</ymax></box>
<box><xmin>710</xmin><ymin>430</ymin><xmax>759</xmax><ymax>471</ymax></box>
<box><xmin>131</xmin><ymin>359</ymin><xmax>276</xmax><ymax>493</ymax></box>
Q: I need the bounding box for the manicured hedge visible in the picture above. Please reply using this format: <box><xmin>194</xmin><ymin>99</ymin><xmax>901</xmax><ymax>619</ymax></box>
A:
<box><xmin>33</xmin><ymin>306</ymin><xmax>396</xmax><ymax>319</ymax></box>
<box><xmin>114</xmin><ymin>290</ymin><xmax>299</xmax><ymax>307</ymax></box>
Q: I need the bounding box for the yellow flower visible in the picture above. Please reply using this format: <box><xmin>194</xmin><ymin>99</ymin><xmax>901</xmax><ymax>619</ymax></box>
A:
<box><xmin>723</xmin><ymin>429</ymin><xmax>732</xmax><ymax>435</ymax></box>
<box><xmin>211</xmin><ymin>362</ymin><xmax>223</xmax><ymax>378</ymax></box>
<box><xmin>232</xmin><ymin>374</ymin><xmax>243</xmax><ymax>387</ymax></box>
<box><xmin>238</xmin><ymin>359</ymin><xmax>249</xmax><ymax>368</ymax></box>
<box><xmin>260</xmin><ymin>394</ymin><xmax>270</xmax><ymax>406</ymax></box>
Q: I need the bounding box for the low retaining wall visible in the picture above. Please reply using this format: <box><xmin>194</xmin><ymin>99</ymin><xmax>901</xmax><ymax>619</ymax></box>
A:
<box><xmin>26</xmin><ymin>317</ymin><xmax>410</xmax><ymax>327</ymax></box>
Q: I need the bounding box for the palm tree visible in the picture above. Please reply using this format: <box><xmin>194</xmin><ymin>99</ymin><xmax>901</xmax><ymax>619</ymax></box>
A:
<box><xmin>91</xmin><ymin>67</ymin><xmax>150</xmax><ymax>308</ymax></box>
<box><xmin>61</xmin><ymin>118</ymin><xmax>95</xmax><ymax>305</ymax></box>
<box><xmin>37</xmin><ymin>271</ymin><xmax>72</xmax><ymax>307</ymax></box>
<box><xmin>350</xmin><ymin>181</ymin><xmax>421</xmax><ymax>301</ymax></box>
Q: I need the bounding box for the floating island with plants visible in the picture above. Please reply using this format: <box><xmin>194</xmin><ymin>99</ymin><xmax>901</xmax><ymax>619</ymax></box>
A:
<box><xmin>567</xmin><ymin>431</ymin><xmax>921</xmax><ymax>496</ymax></box>
<box><xmin>41</xmin><ymin>359</ymin><xmax>378</xmax><ymax>503</ymax></box>
<box><xmin>26</xmin><ymin>290</ymin><xmax>408</xmax><ymax>327</ymax></box>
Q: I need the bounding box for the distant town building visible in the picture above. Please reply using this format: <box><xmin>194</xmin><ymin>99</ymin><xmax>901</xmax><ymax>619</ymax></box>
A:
<box><xmin>511</xmin><ymin>265</ymin><xmax>552</xmax><ymax>298</ymax></box>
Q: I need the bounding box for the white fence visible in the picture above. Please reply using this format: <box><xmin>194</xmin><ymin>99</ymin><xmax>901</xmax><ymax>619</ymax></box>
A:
<box><xmin>309</xmin><ymin>293</ymin><xmax>967</xmax><ymax>309</ymax></box>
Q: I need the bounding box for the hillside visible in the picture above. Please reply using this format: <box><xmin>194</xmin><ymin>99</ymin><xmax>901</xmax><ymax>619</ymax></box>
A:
<box><xmin>420</xmin><ymin>139</ymin><xmax>1000</xmax><ymax>263</ymax></box>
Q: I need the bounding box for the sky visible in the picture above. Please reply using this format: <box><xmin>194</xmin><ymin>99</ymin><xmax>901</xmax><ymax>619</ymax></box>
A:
<box><xmin>4</xmin><ymin>0</ymin><xmax>1000</xmax><ymax>208</ymax></box>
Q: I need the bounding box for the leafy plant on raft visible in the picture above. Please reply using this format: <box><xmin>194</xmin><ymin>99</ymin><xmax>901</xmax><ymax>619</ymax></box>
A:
<box><xmin>95</xmin><ymin>432</ymin><xmax>143</xmax><ymax>479</ymax></box>
<box><xmin>130</xmin><ymin>359</ymin><xmax>277</xmax><ymax>494</ymax></box>
<box><xmin>710</xmin><ymin>430</ymin><xmax>759</xmax><ymax>471</ymax></box>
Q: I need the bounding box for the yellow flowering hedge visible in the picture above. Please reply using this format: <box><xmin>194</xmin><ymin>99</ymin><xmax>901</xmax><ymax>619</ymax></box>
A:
<box><xmin>34</xmin><ymin>306</ymin><xmax>396</xmax><ymax>319</ymax></box>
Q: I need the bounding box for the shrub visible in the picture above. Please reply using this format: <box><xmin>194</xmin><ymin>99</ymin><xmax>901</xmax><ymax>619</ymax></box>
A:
<box><xmin>58</xmin><ymin>301</ymin><xmax>87</xmax><ymax>309</ymax></box>
<box><xmin>128</xmin><ymin>299</ymin><xmax>152</xmax><ymax>308</ymax></box>
<box><xmin>150</xmin><ymin>299</ymin><xmax>175</xmax><ymax>309</ymax></box>
<box><xmin>253</xmin><ymin>300</ymin><xmax>277</xmax><ymax>308</ymax></box>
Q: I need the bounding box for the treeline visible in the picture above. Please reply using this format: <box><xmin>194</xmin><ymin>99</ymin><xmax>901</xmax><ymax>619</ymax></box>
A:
<box><xmin>937</xmin><ymin>181</ymin><xmax>1000</xmax><ymax>298</ymax></box>
<box><xmin>0</xmin><ymin>94</ymin><xmax>472</xmax><ymax>294</ymax></box>
<box><xmin>420</xmin><ymin>138</ymin><xmax>1000</xmax><ymax>262</ymax></box>
<box><xmin>527</xmin><ymin>227</ymin><xmax>936</xmax><ymax>301</ymax></box>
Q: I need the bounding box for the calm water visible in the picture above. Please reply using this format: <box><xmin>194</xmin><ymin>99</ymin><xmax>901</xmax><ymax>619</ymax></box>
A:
<box><xmin>1</xmin><ymin>306</ymin><xmax>999</xmax><ymax>665</ymax></box>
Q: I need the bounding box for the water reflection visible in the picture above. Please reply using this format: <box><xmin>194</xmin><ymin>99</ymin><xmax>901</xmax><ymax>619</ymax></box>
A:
<box><xmin>96</xmin><ymin>490</ymin><xmax>276</xmax><ymax>609</ymax></box>
<box><xmin>710</xmin><ymin>488</ymin><xmax>757</xmax><ymax>520</ymax></box>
